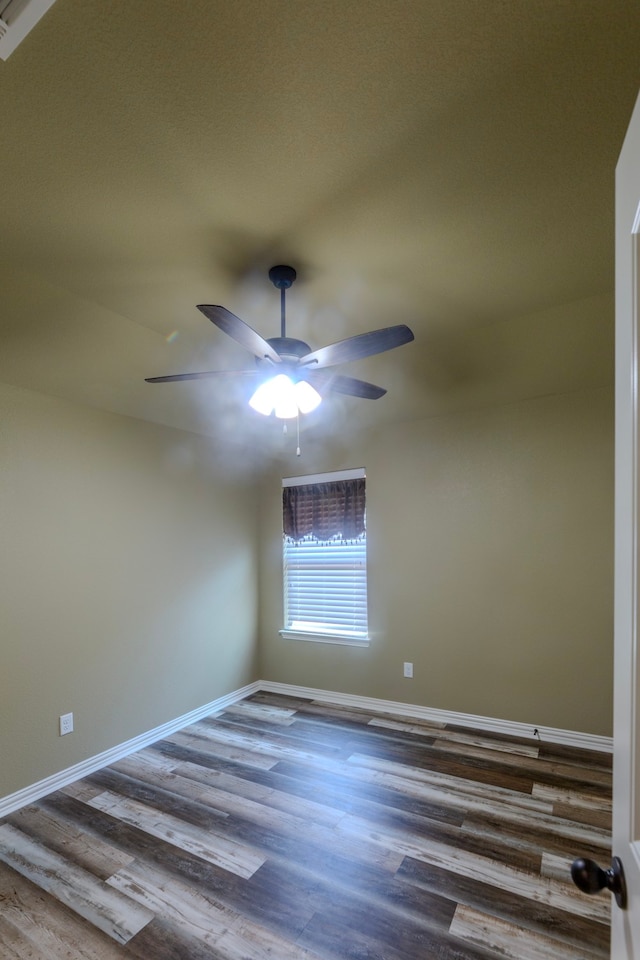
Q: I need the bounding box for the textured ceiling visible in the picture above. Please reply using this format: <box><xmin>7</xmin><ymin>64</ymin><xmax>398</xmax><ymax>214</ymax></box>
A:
<box><xmin>1</xmin><ymin>0</ymin><xmax>639</xmax><ymax>456</ymax></box>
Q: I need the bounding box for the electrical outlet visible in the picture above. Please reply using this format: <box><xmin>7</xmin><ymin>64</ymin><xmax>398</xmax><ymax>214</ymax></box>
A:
<box><xmin>403</xmin><ymin>661</ymin><xmax>413</xmax><ymax>678</ymax></box>
<box><xmin>59</xmin><ymin>712</ymin><xmax>74</xmax><ymax>736</ymax></box>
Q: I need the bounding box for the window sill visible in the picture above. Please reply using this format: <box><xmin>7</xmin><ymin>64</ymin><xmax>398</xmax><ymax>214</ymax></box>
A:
<box><xmin>279</xmin><ymin>629</ymin><xmax>370</xmax><ymax>648</ymax></box>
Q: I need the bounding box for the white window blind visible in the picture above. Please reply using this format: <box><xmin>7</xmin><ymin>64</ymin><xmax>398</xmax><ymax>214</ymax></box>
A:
<box><xmin>281</xmin><ymin>470</ymin><xmax>368</xmax><ymax>646</ymax></box>
<box><xmin>284</xmin><ymin>534</ymin><xmax>368</xmax><ymax>641</ymax></box>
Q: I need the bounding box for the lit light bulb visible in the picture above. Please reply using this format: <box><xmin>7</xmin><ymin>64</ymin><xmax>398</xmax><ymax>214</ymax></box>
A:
<box><xmin>294</xmin><ymin>379</ymin><xmax>322</xmax><ymax>413</ymax></box>
<box><xmin>249</xmin><ymin>374</ymin><xmax>323</xmax><ymax>419</ymax></box>
<box><xmin>248</xmin><ymin>379</ymin><xmax>277</xmax><ymax>416</ymax></box>
<box><xmin>272</xmin><ymin>374</ymin><xmax>298</xmax><ymax>419</ymax></box>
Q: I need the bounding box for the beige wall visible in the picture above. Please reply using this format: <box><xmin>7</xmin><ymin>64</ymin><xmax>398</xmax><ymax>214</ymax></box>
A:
<box><xmin>1</xmin><ymin>382</ymin><xmax>259</xmax><ymax>798</ymax></box>
<box><xmin>258</xmin><ymin>386</ymin><xmax>614</xmax><ymax>736</ymax></box>
<box><xmin>0</xmin><ymin>350</ymin><xmax>615</xmax><ymax>804</ymax></box>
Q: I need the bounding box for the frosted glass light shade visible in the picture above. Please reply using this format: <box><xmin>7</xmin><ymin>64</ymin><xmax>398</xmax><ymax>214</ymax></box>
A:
<box><xmin>248</xmin><ymin>375</ymin><xmax>291</xmax><ymax>416</ymax></box>
<box><xmin>249</xmin><ymin>374</ymin><xmax>321</xmax><ymax>419</ymax></box>
<box><xmin>273</xmin><ymin>375</ymin><xmax>299</xmax><ymax>419</ymax></box>
<box><xmin>294</xmin><ymin>379</ymin><xmax>322</xmax><ymax>414</ymax></box>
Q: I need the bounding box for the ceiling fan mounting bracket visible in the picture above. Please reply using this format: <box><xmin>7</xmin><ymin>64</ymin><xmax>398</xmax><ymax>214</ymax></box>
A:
<box><xmin>268</xmin><ymin>264</ymin><xmax>297</xmax><ymax>289</ymax></box>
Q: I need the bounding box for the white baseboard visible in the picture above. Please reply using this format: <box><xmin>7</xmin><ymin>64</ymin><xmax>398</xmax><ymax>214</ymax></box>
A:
<box><xmin>0</xmin><ymin>679</ymin><xmax>611</xmax><ymax>819</ymax></box>
<box><xmin>0</xmin><ymin>681</ymin><xmax>261</xmax><ymax>819</ymax></box>
<box><xmin>257</xmin><ymin>681</ymin><xmax>614</xmax><ymax>754</ymax></box>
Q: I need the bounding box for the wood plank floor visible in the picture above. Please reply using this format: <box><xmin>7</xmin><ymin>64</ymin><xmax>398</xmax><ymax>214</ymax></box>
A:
<box><xmin>0</xmin><ymin>692</ymin><xmax>613</xmax><ymax>959</ymax></box>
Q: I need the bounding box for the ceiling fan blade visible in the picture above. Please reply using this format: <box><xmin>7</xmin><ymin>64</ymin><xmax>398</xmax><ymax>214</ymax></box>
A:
<box><xmin>305</xmin><ymin>371</ymin><xmax>387</xmax><ymax>399</ymax></box>
<box><xmin>197</xmin><ymin>304</ymin><xmax>282</xmax><ymax>363</ymax></box>
<box><xmin>300</xmin><ymin>324</ymin><xmax>414</xmax><ymax>369</ymax></box>
<box><xmin>145</xmin><ymin>370</ymin><xmax>259</xmax><ymax>383</ymax></box>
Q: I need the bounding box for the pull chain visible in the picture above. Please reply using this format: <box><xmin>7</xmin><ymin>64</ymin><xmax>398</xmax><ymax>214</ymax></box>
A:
<box><xmin>296</xmin><ymin>409</ymin><xmax>301</xmax><ymax>457</ymax></box>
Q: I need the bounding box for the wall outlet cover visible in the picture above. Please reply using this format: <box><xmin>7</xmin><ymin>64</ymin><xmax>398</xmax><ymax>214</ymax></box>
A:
<box><xmin>59</xmin><ymin>712</ymin><xmax>74</xmax><ymax>736</ymax></box>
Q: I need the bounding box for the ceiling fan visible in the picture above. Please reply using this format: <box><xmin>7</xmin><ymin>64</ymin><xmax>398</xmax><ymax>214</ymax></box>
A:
<box><xmin>145</xmin><ymin>265</ymin><xmax>414</xmax><ymax>419</ymax></box>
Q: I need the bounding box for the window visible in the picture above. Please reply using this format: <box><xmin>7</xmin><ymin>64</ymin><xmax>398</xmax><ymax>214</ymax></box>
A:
<box><xmin>280</xmin><ymin>469</ymin><xmax>368</xmax><ymax>646</ymax></box>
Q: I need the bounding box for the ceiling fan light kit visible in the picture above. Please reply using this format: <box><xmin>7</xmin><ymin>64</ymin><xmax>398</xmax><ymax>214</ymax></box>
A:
<box><xmin>145</xmin><ymin>264</ymin><xmax>414</xmax><ymax>430</ymax></box>
<box><xmin>249</xmin><ymin>374</ymin><xmax>322</xmax><ymax>418</ymax></box>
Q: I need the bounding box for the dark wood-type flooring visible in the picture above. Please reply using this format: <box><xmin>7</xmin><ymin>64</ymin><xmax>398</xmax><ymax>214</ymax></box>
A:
<box><xmin>0</xmin><ymin>692</ymin><xmax>613</xmax><ymax>959</ymax></box>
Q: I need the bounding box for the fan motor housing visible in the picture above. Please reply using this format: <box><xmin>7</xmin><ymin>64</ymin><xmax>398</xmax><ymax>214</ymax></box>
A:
<box><xmin>261</xmin><ymin>337</ymin><xmax>311</xmax><ymax>363</ymax></box>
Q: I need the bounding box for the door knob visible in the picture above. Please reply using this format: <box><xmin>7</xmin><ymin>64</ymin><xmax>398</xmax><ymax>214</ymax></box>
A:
<box><xmin>570</xmin><ymin>856</ymin><xmax>627</xmax><ymax>909</ymax></box>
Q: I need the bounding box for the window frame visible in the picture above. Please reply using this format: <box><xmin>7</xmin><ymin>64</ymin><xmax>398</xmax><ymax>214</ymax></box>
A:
<box><xmin>280</xmin><ymin>468</ymin><xmax>369</xmax><ymax>647</ymax></box>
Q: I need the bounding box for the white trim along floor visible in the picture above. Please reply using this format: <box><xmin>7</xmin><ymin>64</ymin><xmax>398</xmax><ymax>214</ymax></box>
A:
<box><xmin>0</xmin><ymin>681</ymin><xmax>612</xmax><ymax>819</ymax></box>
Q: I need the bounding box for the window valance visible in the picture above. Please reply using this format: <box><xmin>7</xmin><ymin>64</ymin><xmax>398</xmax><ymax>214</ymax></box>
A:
<box><xmin>282</xmin><ymin>477</ymin><xmax>366</xmax><ymax>542</ymax></box>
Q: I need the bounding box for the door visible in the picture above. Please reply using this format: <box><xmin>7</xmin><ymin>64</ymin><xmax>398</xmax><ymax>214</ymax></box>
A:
<box><xmin>613</xmin><ymin>89</ymin><xmax>640</xmax><ymax>957</ymax></box>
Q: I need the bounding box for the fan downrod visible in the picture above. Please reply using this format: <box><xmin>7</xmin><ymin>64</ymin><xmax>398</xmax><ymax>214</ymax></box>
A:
<box><xmin>268</xmin><ymin>265</ymin><xmax>297</xmax><ymax>289</ymax></box>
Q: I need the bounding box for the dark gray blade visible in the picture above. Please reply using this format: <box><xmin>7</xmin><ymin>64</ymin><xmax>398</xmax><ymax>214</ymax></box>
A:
<box><xmin>145</xmin><ymin>370</ymin><xmax>259</xmax><ymax>383</ymax></box>
<box><xmin>197</xmin><ymin>304</ymin><xmax>282</xmax><ymax>364</ymax></box>
<box><xmin>300</xmin><ymin>324</ymin><xmax>414</xmax><ymax>369</ymax></box>
<box><xmin>305</xmin><ymin>371</ymin><xmax>387</xmax><ymax>399</ymax></box>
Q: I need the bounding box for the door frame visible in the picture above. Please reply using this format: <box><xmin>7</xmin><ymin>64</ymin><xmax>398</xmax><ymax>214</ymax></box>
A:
<box><xmin>612</xmin><ymin>88</ymin><xmax>640</xmax><ymax>957</ymax></box>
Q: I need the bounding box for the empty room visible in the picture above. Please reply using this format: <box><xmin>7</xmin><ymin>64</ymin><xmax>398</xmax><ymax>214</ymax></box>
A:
<box><xmin>2</xmin><ymin>2</ymin><xmax>640</xmax><ymax>958</ymax></box>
